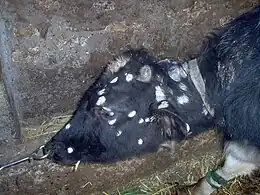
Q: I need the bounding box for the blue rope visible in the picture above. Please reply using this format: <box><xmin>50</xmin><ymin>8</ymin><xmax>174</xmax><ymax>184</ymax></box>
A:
<box><xmin>205</xmin><ymin>158</ymin><xmax>228</xmax><ymax>188</ymax></box>
<box><xmin>205</xmin><ymin>170</ymin><xmax>228</xmax><ymax>188</ymax></box>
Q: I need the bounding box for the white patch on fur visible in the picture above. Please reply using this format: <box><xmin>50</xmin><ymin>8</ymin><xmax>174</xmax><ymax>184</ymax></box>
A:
<box><xmin>65</xmin><ymin>123</ymin><xmax>71</xmax><ymax>129</ymax></box>
<box><xmin>103</xmin><ymin>107</ymin><xmax>111</xmax><ymax>112</ymax></box>
<box><xmin>108</xmin><ymin>56</ymin><xmax>130</xmax><ymax>73</ymax></box>
<box><xmin>145</xmin><ymin>117</ymin><xmax>150</xmax><ymax>122</ymax></box>
<box><xmin>138</xmin><ymin>139</ymin><xmax>143</xmax><ymax>145</ymax></box>
<box><xmin>96</xmin><ymin>96</ymin><xmax>106</xmax><ymax>106</ymax></box>
<box><xmin>168</xmin><ymin>66</ymin><xmax>187</xmax><ymax>82</ymax></box>
<box><xmin>155</xmin><ymin>86</ymin><xmax>166</xmax><ymax>102</ymax></box>
<box><xmin>179</xmin><ymin>83</ymin><xmax>187</xmax><ymax>91</ymax></box>
<box><xmin>138</xmin><ymin>118</ymin><xmax>144</xmax><ymax>124</ymax></box>
<box><xmin>150</xmin><ymin>116</ymin><xmax>156</xmax><ymax>122</ymax></box>
<box><xmin>109</xmin><ymin>112</ymin><xmax>115</xmax><ymax>116</ymax></box>
<box><xmin>116</xmin><ymin>130</ymin><xmax>122</xmax><ymax>136</ymax></box>
<box><xmin>110</xmin><ymin>77</ymin><xmax>118</xmax><ymax>83</ymax></box>
<box><xmin>186</xmin><ymin>123</ymin><xmax>190</xmax><ymax>132</ymax></box>
<box><xmin>158</xmin><ymin>101</ymin><xmax>169</xmax><ymax>109</ymax></box>
<box><xmin>125</xmin><ymin>73</ymin><xmax>133</xmax><ymax>82</ymax></box>
<box><xmin>108</xmin><ymin>118</ymin><xmax>117</xmax><ymax>125</ymax></box>
<box><xmin>67</xmin><ymin>147</ymin><xmax>74</xmax><ymax>154</ymax></box>
<box><xmin>137</xmin><ymin>65</ymin><xmax>152</xmax><ymax>83</ymax></box>
<box><xmin>177</xmin><ymin>95</ymin><xmax>189</xmax><ymax>105</ymax></box>
<box><xmin>128</xmin><ymin>110</ymin><xmax>136</xmax><ymax>118</ymax></box>
<box><xmin>97</xmin><ymin>89</ymin><xmax>106</xmax><ymax>96</ymax></box>
<box><xmin>216</xmin><ymin>154</ymin><xmax>257</xmax><ymax>180</ymax></box>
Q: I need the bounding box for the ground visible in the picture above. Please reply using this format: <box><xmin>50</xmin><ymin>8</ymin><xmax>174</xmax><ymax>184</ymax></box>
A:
<box><xmin>0</xmin><ymin>0</ymin><xmax>259</xmax><ymax>194</ymax></box>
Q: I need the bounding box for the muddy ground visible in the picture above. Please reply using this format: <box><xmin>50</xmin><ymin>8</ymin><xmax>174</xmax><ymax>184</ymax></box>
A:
<box><xmin>0</xmin><ymin>0</ymin><xmax>260</xmax><ymax>194</ymax></box>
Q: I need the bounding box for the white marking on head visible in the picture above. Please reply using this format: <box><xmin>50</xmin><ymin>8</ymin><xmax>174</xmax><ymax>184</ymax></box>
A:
<box><xmin>158</xmin><ymin>101</ymin><xmax>169</xmax><ymax>109</ymax></box>
<box><xmin>128</xmin><ymin>110</ymin><xmax>136</xmax><ymax>118</ymax></box>
<box><xmin>67</xmin><ymin>147</ymin><xmax>74</xmax><ymax>154</ymax></box>
<box><xmin>103</xmin><ymin>107</ymin><xmax>111</xmax><ymax>112</ymax></box>
<box><xmin>108</xmin><ymin>118</ymin><xmax>117</xmax><ymax>125</ymax></box>
<box><xmin>179</xmin><ymin>83</ymin><xmax>187</xmax><ymax>91</ymax></box>
<box><xmin>186</xmin><ymin>123</ymin><xmax>190</xmax><ymax>132</ymax></box>
<box><xmin>97</xmin><ymin>89</ymin><xmax>106</xmax><ymax>96</ymax></box>
<box><xmin>116</xmin><ymin>130</ymin><xmax>122</xmax><ymax>136</ymax></box>
<box><xmin>125</xmin><ymin>73</ymin><xmax>133</xmax><ymax>82</ymax></box>
<box><xmin>65</xmin><ymin>123</ymin><xmax>71</xmax><ymax>129</ymax></box>
<box><xmin>137</xmin><ymin>65</ymin><xmax>152</xmax><ymax>83</ymax></box>
<box><xmin>109</xmin><ymin>112</ymin><xmax>115</xmax><ymax>116</ymax></box>
<box><xmin>138</xmin><ymin>139</ymin><xmax>143</xmax><ymax>145</ymax></box>
<box><xmin>150</xmin><ymin>116</ymin><xmax>156</xmax><ymax>122</ymax></box>
<box><xmin>139</xmin><ymin>118</ymin><xmax>144</xmax><ymax>124</ymax></box>
<box><xmin>145</xmin><ymin>117</ymin><xmax>150</xmax><ymax>122</ymax></box>
<box><xmin>168</xmin><ymin>66</ymin><xmax>187</xmax><ymax>82</ymax></box>
<box><xmin>108</xmin><ymin>56</ymin><xmax>130</xmax><ymax>73</ymax></box>
<box><xmin>155</xmin><ymin>86</ymin><xmax>166</xmax><ymax>102</ymax></box>
<box><xmin>177</xmin><ymin>95</ymin><xmax>189</xmax><ymax>105</ymax></box>
<box><xmin>110</xmin><ymin>77</ymin><xmax>118</xmax><ymax>83</ymax></box>
<box><xmin>96</xmin><ymin>96</ymin><xmax>106</xmax><ymax>106</ymax></box>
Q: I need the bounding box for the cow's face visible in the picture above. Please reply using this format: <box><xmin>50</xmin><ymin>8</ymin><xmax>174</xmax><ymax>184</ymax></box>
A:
<box><xmin>45</xmin><ymin>49</ymin><xmax>196</xmax><ymax>166</ymax></box>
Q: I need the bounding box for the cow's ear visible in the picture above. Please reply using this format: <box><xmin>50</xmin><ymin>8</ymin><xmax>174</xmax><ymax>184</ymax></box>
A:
<box><xmin>150</xmin><ymin>101</ymin><xmax>190</xmax><ymax>140</ymax></box>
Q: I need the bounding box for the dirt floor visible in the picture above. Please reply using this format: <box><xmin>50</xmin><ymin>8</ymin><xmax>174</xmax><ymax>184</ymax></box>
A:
<box><xmin>1</xmin><ymin>0</ymin><xmax>260</xmax><ymax>194</ymax></box>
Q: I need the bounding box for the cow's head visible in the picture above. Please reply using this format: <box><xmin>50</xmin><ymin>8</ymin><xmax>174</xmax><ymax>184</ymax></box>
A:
<box><xmin>45</xmin><ymin>49</ymin><xmax>213</xmax><ymax>166</ymax></box>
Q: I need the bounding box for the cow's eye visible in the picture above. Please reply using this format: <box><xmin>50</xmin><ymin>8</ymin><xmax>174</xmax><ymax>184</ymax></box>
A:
<box><xmin>94</xmin><ymin>106</ymin><xmax>115</xmax><ymax>120</ymax></box>
<box><xmin>102</xmin><ymin>107</ymin><xmax>115</xmax><ymax>119</ymax></box>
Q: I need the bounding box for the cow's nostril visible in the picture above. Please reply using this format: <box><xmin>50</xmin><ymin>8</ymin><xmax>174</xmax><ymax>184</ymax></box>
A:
<box><xmin>45</xmin><ymin>140</ymin><xmax>65</xmax><ymax>156</ymax></box>
<box><xmin>52</xmin><ymin>153</ymin><xmax>62</xmax><ymax>162</ymax></box>
<box><xmin>45</xmin><ymin>140</ymin><xmax>54</xmax><ymax>151</ymax></box>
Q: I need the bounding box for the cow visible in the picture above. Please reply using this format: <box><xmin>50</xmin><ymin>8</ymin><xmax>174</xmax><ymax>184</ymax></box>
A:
<box><xmin>44</xmin><ymin>5</ymin><xmax>260</xmax><ymax>194</ymax></box>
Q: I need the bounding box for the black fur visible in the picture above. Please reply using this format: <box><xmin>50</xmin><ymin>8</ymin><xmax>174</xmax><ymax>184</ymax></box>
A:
<box><xmin>45</xmin><ymin>5</ymin><xmax>260</xmax><ymax>166</ymax></box>
<box><xmin>45</xmin><ymin>49</ymin><xmax>168</xmax><ymax>164</ymax></box>
<box><xmin>198</xmin><ymin>5</ymin><xmax>260</xmax><ymax>147</ymax></box>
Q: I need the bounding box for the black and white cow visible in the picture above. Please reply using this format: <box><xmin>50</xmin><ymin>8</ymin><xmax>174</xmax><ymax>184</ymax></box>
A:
<box><xmin>45</xmin><ymin>5</ymin><xmax>260</xmax><ymax>194</ymax></box>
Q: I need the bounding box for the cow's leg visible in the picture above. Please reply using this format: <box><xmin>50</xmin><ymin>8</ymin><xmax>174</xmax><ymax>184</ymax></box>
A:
<box><xmin>192</xmin><ymin>141</ymin><xmax>260</xmax><ymax>195</ymax></box>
